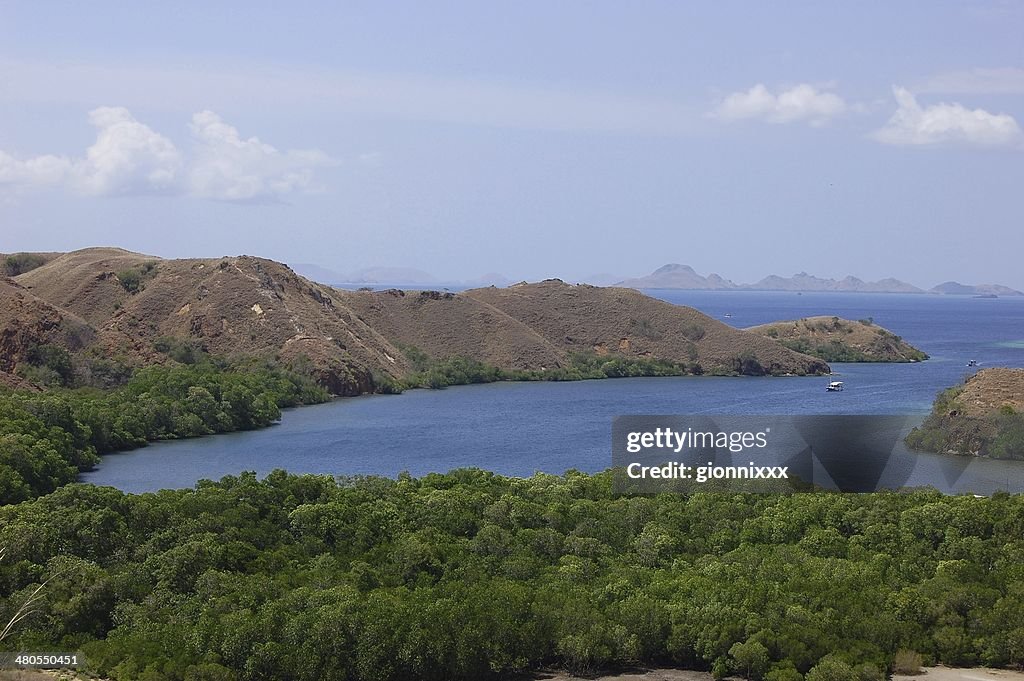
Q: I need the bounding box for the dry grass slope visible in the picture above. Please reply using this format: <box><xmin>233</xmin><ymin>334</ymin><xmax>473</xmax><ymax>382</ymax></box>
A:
<box><xmin>955</xmin><ymin>368</ymin><xmax>1024</xmax><ymax>418</ymax></box>
<box><xmin>4</xmin><ymin>249</ymin><xmax>829</xmax><ymax>393</ymax></box>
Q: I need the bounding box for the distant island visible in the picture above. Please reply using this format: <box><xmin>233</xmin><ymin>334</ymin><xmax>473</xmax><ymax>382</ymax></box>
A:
<box><xmin>930</xmin><ymin>281</ymin><xmax>1024</xmax><ymax>297</ymax></box>
<box><xmin>746</xmin><ymin>316</ymin><xmax>928</xmax><ymax>363</ymax></box>
<box><xmin>615</xmin><ymin>263</ymin><xmax>1023</xmax><ymax>296</ymax></box>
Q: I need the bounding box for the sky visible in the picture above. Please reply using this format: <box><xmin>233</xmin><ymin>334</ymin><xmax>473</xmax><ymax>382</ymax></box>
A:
<box><xmin>1</xmin><ymin>1</ymin><xmax>1023</xmax><ymax>287</ymax></box>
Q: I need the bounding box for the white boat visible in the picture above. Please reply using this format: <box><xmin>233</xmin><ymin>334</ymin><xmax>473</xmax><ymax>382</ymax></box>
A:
<box><xmin>967</xmin><ymin>359</ymin><xmax>978</xmax><ymax>367</ymax></box>
<box><xmin>826</xmin><ymin>381</ymin><xmax>844</xmax><ymax>392</ymax></box>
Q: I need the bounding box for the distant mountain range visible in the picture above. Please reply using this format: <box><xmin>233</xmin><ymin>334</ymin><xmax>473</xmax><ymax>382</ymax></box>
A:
<box><xmin>292</xmin><ymin>260</ymin><xmax>1022</xmax><ymax>296</ymax></box>
<box><xmin>616</xmin><ymin>264</ymin><xmax>1023</xmax><ymax>296</ymax></box>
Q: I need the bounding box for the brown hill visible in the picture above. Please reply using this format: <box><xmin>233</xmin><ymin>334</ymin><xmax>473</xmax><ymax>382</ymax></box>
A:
<box><xmin>340</xmin><ymin>288</ymin><xmax>566</xmax><ymax>370</ymax></box>
<box><xmin>0</xmin><ymin>276</ymin><xmax>94</xmax><ymax>386</ymax></box>
<box><xmin>746</xmin><ymin>316</ymin><xmax>928</xmax><ymax>362</ymax></box>
<box><xmin>906</xmin><ymin>368</ymin><xmax>1024</xmax><ymax>459</ymax></box>
<box><xmin>16</xmin><ymin>247</ymin><xmax>159</xmax><ymax>324</ymax></box>
<box><xmin>0</xmin><ymin>251</ymin><xmax>62</xmax><ymax>276</ymax></box>
<box><xmin>461</xmin><ymin>281</ymin><xmax>828</xmax><ymax>375</ymax></box>
<box><xmin>342</xmin><ymin>280</ymin><xmax>828</xmax><ymax>376</ymax></box>
<box><xmin>16</xmin><ymin>248</ymin><xmax>413</xmax><ymax>394</ymax></box>
<box><xmin>954</xmin><ymin>368</ymin><xmax>1024</xmax><ymax>417</ymax></box>
<box><xmin>6</xmin><ymin>249</ymin><xmax>829</xmax><ymax>394</ymax></box>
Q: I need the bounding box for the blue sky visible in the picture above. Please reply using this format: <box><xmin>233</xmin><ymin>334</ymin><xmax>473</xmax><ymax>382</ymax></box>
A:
<box><xmin>1</xmin><ymin>2</ymin><xmax>1022</xmax><ymax>286</ymax></box>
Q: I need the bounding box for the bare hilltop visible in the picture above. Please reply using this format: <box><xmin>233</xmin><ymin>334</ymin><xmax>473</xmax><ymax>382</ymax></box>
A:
<box><xmin>1</xmin><ymin>248</ymin><xmax>829</xmax><ymax>394</ymax></box>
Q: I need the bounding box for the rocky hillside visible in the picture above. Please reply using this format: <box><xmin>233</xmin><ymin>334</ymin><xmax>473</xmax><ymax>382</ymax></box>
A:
<box><xmin>0</xmin><ymin>277</ymin><xmax>94</xmax><ymax>389</ymax></box>
<box><xmin>951</xmin><ymin>368</ymin><xmax>1024</xmax><ymax>417</ymax></box>
<box><xmin>746</xmin><ymin>316</ymin><xmax>928</xmax><ymax>362</ymax></box>
<box><xmin>2</xmin><ymin>248</ymin><xmax>830</xmax><ymax>394</ymax></box>
<box><xmin>344</xmin><ymin>280</ymin><xmax>829</xmax><ymax>377</ymax></box>
<box><xmin>14</xmin><ymin>247</ymin><xmax>408</xmax><ymax>394</ymax></box>
<box><xmin>906</xmin><ymin>368</ymin><xmax>1024</xmax><ymax>459</ymax></box>
<box><xmin>464</xmin><ymin>281</ymin><xmax>827</xmax><ymax>375</ymax></box>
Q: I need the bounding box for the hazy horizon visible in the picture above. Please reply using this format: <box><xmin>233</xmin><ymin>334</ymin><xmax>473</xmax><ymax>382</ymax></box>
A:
<box><xmin>2</xmin><ymin>3</ymin><xmax>1022</xmax><ymax>287</ymax></box>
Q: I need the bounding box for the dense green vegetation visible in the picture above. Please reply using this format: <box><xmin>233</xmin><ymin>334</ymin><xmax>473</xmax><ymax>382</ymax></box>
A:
<box><xmin>400</xmin><ymin>351</ymin><xmax>702</xmax><ymax>389</ymax></box>
<box><xmin>1</xmin><ymin>252</ymin><xmax>47</xmax><ymax>276</ymax></box>
<box><xmin>779</xmin><ymin>337</ymin><xmax>926</xmax><ymax>363</ymax></box>
<box><xmin>776</xmin><ymin>334</ymin><xmax>927</xmax><ymax>363</ymax></box>
<box><xmin>907</xmin><ymin>387</ymin><xmax>1024</xmax><ymax>460</ymax></box>
<box><xmin>0</xmin><ymin>359</ymin><xmax>328</xmax><ymax>504</ymax></box>
<box><xmin>395</xmin><ymin>347</ymin><xmax>786</xmax><ymax>390</ymax></box>
<box><xmin>2</xmin><ymin>471</ymin><xmax>1024</xmax><ymax>680</ymax></box>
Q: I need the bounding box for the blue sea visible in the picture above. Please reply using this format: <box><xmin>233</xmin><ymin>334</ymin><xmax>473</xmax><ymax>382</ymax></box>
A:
<box><xmin>81</xmin><ymin>291</ymin><xmax>1024</xmax><ymax>494</ymax></box>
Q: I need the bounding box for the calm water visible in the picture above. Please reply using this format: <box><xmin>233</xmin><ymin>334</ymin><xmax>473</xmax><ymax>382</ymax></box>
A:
<box><xmin>82</xmin><ymin>291</ymin><xmax>1024</xmax><ymax>494</ymax></box>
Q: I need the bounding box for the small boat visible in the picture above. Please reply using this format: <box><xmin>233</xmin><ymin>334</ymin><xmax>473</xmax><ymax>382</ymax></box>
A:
<box><xmin>826</xmin><ymin>381</ymin><xmax>844</xmax><ymax>392</ymax></box>
<box><xmin>967</xmin><ymin>360</ymin><xmax>978</xmax><ymax>367</ymax></box>
<box><xmin>724</xmin><ymin>313</ymin><xmax>733</xmax><ymax>318</ymax></box>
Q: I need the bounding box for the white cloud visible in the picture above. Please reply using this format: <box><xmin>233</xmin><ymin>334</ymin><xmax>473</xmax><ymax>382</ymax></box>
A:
<box><xmin>711</xmin><ymin>83</ymin><xmax>846</xmax><ymax>124</ymax></box>
<box><xmin>187</xmin><ymin>111</ymin><xmax>334</xmax><ymax>201</ymax></box>
<box><xmin>871</xmin><ymin>86</ymin><xmax>1023</xmax><ymax>147</ymax></box>
<box><xmin>0</xmin><ymin>107</ymin><xmax>333</xmax><ymax>201</ymax></box>
<box><xmin>72</xmin><ymin>106</ymin><xmax>181</xmax><ymax>196</ymax></box>
<box><xmin>0</xmin><ymin>151</ymin><xmax>71</xmax><ymax>186</ymax></box>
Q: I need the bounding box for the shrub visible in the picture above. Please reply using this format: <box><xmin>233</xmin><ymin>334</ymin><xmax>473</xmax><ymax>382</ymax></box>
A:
<box><xmin>806</xmin><ymin>656</ymin><xmax>856</xmax><ymax>681</ymax></box>
<box><xmin>730</xmin><ymin>639</ymin><xmax>769</xmax><ymax>680</ymax></box>
<box><xmin>116</xmin><ymin>269</ymin><xmax>143</xmax><ymax>293</ymax></box>
<box><xmin>3</xmin><ymin>253</ymin><xmax>46</xmax><ymax>276</ymax></box>
<box><xmin>153</xmin><ymin>336</ymin><xmax>207</xmax><ymax>365</ymax></box>
<box><xmin>681</xmin><ymin>322</ymin><xmax>706</xmax><ymax>341</ymax></box>
<box><xmin>734</xmin><ymin>352</ymin><xmax>766</xmax><ymax>376</ymax></box>
<box><xmin>892</xmin><ymin>649</ymin><xmax>922</xmax><ymax>675</ymax></box>
<box><xmin>116</xmin><ymin>262</ymin><xmax>158</xmax><ymax>293</ymax></box>
<box><xmin>17</xmin><ymin>343</ymin><xmax>75</xmax><ymax>387</ymax></box>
